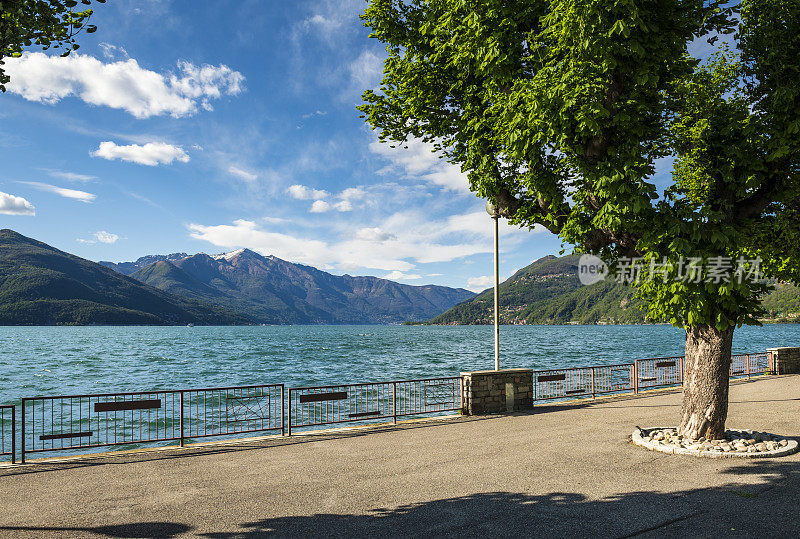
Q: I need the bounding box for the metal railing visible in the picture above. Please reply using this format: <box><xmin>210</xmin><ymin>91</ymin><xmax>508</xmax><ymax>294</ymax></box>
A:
<box><xmin>287</xmin><ymin>377</ymin><xmax>461</xmax><ymax>435</ymax></box>
<box><xmin>1</xmin><ymin>351</ymin><xmax>773</xmax><ymax>464</ymax></box>
<box><xmin>20</xmin><ymin>384</ymin><xmax>283</xmax><ymax>463</ymax></box>
<box><xmin>535</xmin><ymin>364</ymin><xmax>635</xmax><ymax>400</ymax></box>
<box><xmin>1</xmin><ymin>405</ymin><xmax>15</xmax><ymax>464</ymax></box>
<box><xmin>730</xmin><ymin>352</ymin><xmax>768</xmax><ymax>379</ymax></box>
<box><xmin>533</xmin><ymin>352</ymin><xmax>769</xmax><ymax>402</ymax></box>
<box><xmin>635</xmin><ymin>356</ymin><xmax>683</xmax><ymax>390</ymax></box>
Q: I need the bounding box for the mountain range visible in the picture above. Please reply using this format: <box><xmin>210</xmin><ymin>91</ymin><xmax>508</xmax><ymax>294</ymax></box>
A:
<box><xmin>99</xmin><ymin>249</ymin><xmax>475</xmax><ymax>324</ymax></box>
<box><xmin>5</xmin><ymin>228</ymin><xmax>796</xmax><ymax>327</ymax></box>
<box><xmin>0</xmin><ymin>230</ymin><xmax>475</xmax><ymax>325</ymax></box>
<box><xmin>430</xmin><ymin>255</ymin><xmax>800</xmax><ymax>325</ymax></box>
<box><xmin>0</xmin><ymin>229</ymin><xmax>248</xmax><ymax>325</ymax></box>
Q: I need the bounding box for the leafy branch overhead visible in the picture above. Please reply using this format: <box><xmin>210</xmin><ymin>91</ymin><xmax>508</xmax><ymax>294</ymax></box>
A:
<box><xmin>359</xmin><ymin>0</ymin><xmax>800</xmax><ymax>333</ymax></box>
<box><xmin>0</xmin><ymin>0</ymin><xmax>106</xmax><ymax>92</ymax></box>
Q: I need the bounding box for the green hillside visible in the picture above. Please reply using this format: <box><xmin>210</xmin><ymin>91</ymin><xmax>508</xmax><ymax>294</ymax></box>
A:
<box><xmin>430</xmin><ymin>255</ymin><xmax>800</xmax><ymax>325</ymax></box>
<box><xmin>0</xmin><ymin>230</ymin><xmax>251</xmax><ymax>325</ymax></box>
<box><xmin>430</xmin><ymin>255</ymin><xmax>645</xmax><ymax>325</ymax></box>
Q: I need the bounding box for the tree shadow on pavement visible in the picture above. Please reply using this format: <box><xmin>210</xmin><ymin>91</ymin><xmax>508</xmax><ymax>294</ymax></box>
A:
<box><xmin>197</xmin><ymin>460</ymin><xmax>800</xmax><ymax>539</ymax></box>
<box><xmin>0</xmin><ymin>522</ymin><xmax>190</xmax><ymax>538</ymax></box>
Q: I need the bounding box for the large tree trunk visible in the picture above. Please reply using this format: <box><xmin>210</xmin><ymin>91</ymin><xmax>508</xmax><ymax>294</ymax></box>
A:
<box><xmin>677</xmin><ymin>324</ymin><xmax>734</xmax><ymax>440</ymax></box>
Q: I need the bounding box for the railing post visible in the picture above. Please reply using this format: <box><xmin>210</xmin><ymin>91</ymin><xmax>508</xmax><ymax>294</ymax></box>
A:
<box><xmin>633</xmin><ymin>361</ymin><xmax>638</xmax><ymax>395</ymax></box>
<box><xmin>287</xmin><ymin>389</ymin><xmax>292</xmax><ymax>436</ymax></box>
<box><xmin>591</xmin><ymin>367</ymin><xmax>595</xmax><ymax>399</ymax></box>
<box><xmin>20</xmin><ymin>399</ymin><xmax>25</xmax><ymax>464</ymax></box>
<box><xmin>11</xmin><ymin>405</ymin><xmax>16</xmax><ymax>465</ymax></box>
<box><xmin>179</xmin><ymin>391</ymin><xmax>184</xmax><ymax>447</ymax></box>
<box><xmin>393</xmin><ymin>382</ymin><xmax>397</xmax><ymax>425</ymax></box>
<box><xmin>281</xmin><ymin>385</ymin><xmax>285</xmax><ymax>436</ymax></box>
<box><xmin>746</xmin><ymin>354</ymin><xmax>751</xmax><ymax>380</ymax></box>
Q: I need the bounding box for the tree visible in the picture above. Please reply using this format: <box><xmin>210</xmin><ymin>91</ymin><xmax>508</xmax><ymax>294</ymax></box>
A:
<box><xmin>0</xmin><ymin>0</ymin><xmax>105</xmax><ymax>91</ymax></box>
<box><xmin>360</xmin><ymin>0</ymin><xmax>800</xmax><ymax>440</ymax></box>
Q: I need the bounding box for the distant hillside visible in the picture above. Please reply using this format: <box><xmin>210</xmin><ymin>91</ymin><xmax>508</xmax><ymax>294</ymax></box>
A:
<box><xmin>0</xmin><ymin>230</ymin><xmax>250</xmax><ymax>325</ymax></box>
<box><xmin>114</xmin><ymin>248</ymin><xmax>475</xmax><ymax>324</ymax></box>
<box><xmin>430</xmin><ymin>255</ymin><xmax>645</xmax><ymax>325</ymax></box>
<box><xmin>430</xmin><ymin>254</ymin><xmax>800</xmax><ymax>325</ymax></box>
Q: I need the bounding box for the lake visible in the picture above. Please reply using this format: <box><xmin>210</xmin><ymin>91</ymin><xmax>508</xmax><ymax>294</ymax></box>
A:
<box><xmin>2</xmin><ymin>324</ymin><xmax>799</xmax><ymax>405</ymax></box>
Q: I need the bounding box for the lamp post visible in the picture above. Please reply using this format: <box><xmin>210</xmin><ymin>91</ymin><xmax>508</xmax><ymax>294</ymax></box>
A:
<box><xmin>486</xmin><ymin>199</ymin><xmax>500</xmax><ymax>371</ymax></box>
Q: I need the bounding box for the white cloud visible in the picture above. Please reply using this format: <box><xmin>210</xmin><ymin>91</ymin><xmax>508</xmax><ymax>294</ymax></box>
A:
<box><xmin>369</xmin><ymin>136</ymin><xmax>469</xmax><ymax>193</ymax></box>
<box><xmin>355</xmin><ymin>227</ymin><xmax>396</xmax><ymax>242</ymax></box>
<box><xmin>77</xmin><ymin>230</ymin><xmax>120</xmax><ymax>244</ymax></box>
<box><xmin>0</xmin><ymin>191</ymin><xmax>35</xmax><ymax>215</ymax></box>
<box><xmin>188</xmin><ymin>219</ymin><xmax>331</xmax><ymax>267</ymax></box>
<box><xmin>443</xmin><ymin>211</ymin><xmax>544</xmax><ymax>239</ymax></box>
<box><xmin>339</xmin><ymin>187</ymin><xmax>366</xmax><ymax>201</ymax></box>
<box><xmin>295</xmin><ymin>1</ymin><xmax>363</xmax><ymax>45</ymax></box>
<box><xmin>384</xmin><ymin>270</ymin><xmax>421</xmax><ymax>281</ymax></box>
<box><xmin>45</xmin><ymin>170</ymin><xmax>97</xmax><ymax>182</ymax></box>
<box><xmin>301</xmin><ymin>110</ymin><xmax>327</xmax><ymax>119</ymax></box>
<box><xmin>467</xmin><ymin>275</ymin><xmax>493</xmax><ymax>292</ymax></box>
<box><xmin>261</xmin><ymin>216</ymin><xmax>288</xmax><ymax>224</ymax></box>
<box><xmin>228</xmin><ymin>166</ymin><xmax>257</xmax><ymax>182</ymax></box>
<box><xmin>309</xmin><ymin>200</ymin><xmax>331</xmax><ymax>213</ymax></box>
<box><xmin>4</xmin><ymin>52</ymin><xmax>244</xmax><ymax>118</ymax></box>
<box><xmin>94</xmin><ymin>230</ymin><xmax>119</xmax><ymax>244</ymax></box>
<box><xmin>309</xmin><ymin>199</ymin><xmax>353</xmax><ymax>213</ymax></box>
<box><xmin>91</xmin><ymin>141</ymin><xmax>189</xmax><ymax>166</ymax></box>
<box><xmin>98</xmin><ymin>43</ymin><xmax>128</xmax><ymax>60</ymax></box>
<box><xmin>287</xmin><ymin>184</ymin><xmax>329</xmax><ymax>200</ymax></box>
<box><xmin>348</xmin><ymin>50</ymin><xmax>383</xmax><ymax>92</ymax></box>
<box><xmin>293</xmin><ymin>185</ymin><xmax>366</xmax><ymax>213</ymax></box>
<box><xmin>187</xmin><ymin>207</ymin><xmax>529</xmax><ymax>275</ymax></box>
<box><xmin>18</xmin><ymin>181</ymin><xmax>96</xmax><ymax>203</ymax></box>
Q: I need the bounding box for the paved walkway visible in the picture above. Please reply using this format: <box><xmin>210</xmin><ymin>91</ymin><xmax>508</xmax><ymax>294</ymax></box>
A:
<box><xmin>1</xmin><ymin>375</ymin><xmax>799</xmax><ymax>538</ymax></box>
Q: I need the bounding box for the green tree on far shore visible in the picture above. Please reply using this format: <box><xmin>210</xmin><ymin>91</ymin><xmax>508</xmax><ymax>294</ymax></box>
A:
<box><xmin>360</xmin><ymin>0</ymin><xmax>800</xmax><ymax>440</ymax></box>
<box><xmin>0</xmin><ymin>0</ymin><xmax>106</xmax><ymax>91</ymax></box>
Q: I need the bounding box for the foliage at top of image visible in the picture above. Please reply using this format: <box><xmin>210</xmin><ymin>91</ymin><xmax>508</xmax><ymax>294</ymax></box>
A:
<box><xmin>0</xmin><ymin>0</ymin><xmax>106</xmax><ymax>91</ymax></box>
<box><xmin>359</xmin><ymin>0</ymin><xmax>800</xmax><ymax>334</ymax></box>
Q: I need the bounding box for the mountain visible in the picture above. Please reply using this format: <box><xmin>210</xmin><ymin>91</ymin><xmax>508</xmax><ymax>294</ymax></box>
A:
<box><xmin>0</xmin><ymin>230</ymin><xmax>250</xmax><ymax>325</ymax></box>
<box><xmin>99</xmin><ymin>253</ymin><xmax>190</xmax><ymax>275</ymax></box>
<box><xmin>430</xmin><ymin>255</ymin><xmax>645</xmax><ymax>325</ymax></box>
<box><xmin>116</xmin><ymin>248</ymin><xmax>475</xmax><ymax>324</ymax></box>
<box><xmin>429</xmin><ymin>254</ymin><xmax>800</xmax><ymax>325</ymax></box>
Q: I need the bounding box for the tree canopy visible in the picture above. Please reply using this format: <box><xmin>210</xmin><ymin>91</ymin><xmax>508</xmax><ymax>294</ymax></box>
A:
<box><xmin>360</xmin><ymin>0</ymin><xmax>800</xmax><ymax>439</ymax></box>
<box><xmin>360</xmin><ymin>0</ymin><xmax>799</xmax><ymax>330</ymax></box>
<box><xmin>0</xmin><ymin>0</ymin><xmax>105</xmax><ymax>91</ymax></box>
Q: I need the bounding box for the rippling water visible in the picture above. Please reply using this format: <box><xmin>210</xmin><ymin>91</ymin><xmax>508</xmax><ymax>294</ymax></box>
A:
<box><xmin>1</xmin><ymin>324</ymin><xmax>799</xmax><ymax>405</ymax></box>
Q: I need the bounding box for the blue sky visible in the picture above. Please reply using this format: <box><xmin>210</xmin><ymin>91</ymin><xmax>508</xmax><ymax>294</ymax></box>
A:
<box><xmin>1</xmin><ymin>1</ymin><xmax>718</xmax><ymax>292</ymax></box>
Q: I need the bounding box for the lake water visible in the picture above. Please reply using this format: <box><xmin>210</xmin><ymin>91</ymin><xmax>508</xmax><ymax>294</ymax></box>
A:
<box><xmin>2</xmin><ymin>324</ymin><xmax>799</xmax><ymax>405</ymax></box>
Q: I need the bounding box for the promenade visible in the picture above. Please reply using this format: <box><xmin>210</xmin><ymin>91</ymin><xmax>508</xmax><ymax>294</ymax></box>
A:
<box><xmin>1</xmin><ymin>375</ymin><xmax>798</xmax><ymax>538</ymax></box>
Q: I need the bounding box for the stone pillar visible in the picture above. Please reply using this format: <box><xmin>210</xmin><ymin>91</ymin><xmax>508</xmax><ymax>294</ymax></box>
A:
<box><xmin>766</xmin><ymin>347</ymin><xmax>800</xmax><ymax>375</ymax></box>
<box><xmin>461</xmin><ymin>369</ymin><xmax>533</xmax><ymax>415</ymax></box>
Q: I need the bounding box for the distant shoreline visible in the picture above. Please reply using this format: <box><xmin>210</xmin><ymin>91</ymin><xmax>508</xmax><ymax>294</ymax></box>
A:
<box><xmin>2</xmin><ymin>321</ymin><xmax>798</xmax><ymax>328</ymax></box>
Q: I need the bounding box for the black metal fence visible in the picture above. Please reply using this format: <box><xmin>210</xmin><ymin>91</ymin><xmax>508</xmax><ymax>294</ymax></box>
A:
<box><xmin>0</xmin><ymin>351</ymin><xmax>774</xmax><ymax>464</ymax></box>
<box><xmin>0</xmin><ymin>405</ymin><xmax>15</xmax><ymax>464</ymax></box>
<box><xmin>534</xmin><ymin>352</ymin><xmax>769</xmax><ymax>401</ymax></box>
<box><xmin>19</xmin><ymin>384</ymin><xmax>283</xmax><ymax>463</ymax></box>
<box><xmin>287</xmin><ymin>377</ymin><xmax>461</xmax><ymax>434</ymax></box>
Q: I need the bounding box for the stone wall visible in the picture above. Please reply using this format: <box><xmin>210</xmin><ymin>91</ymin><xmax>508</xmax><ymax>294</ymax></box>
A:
<box><xmin>767</xmin><ymin>347</ymin><xmax>800</xmax><ymax>375</ymax></box>
<box><xmin>461</xmin><ymin>369</ymin><xmax>533</xmax><ymax>415</ymax></box>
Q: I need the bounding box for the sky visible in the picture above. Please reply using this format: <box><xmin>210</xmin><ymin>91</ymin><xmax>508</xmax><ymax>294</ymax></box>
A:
<box><xmin>0</xmin><ymin>1</ymin><xmax>719</xmax><ymax>292</ymax></box>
